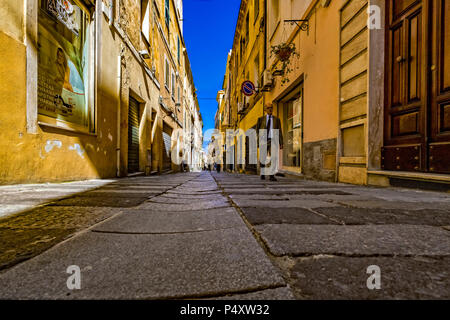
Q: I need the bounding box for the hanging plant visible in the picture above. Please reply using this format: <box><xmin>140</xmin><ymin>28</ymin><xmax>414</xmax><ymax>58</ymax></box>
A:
<box><xmin>270</xmin><ymin>42</ymin><xmax>300</xmax><ymax>85</ymax></box>
<box><xmin>271</xmin><ymin>42</ymin><xmax>296</xmax><ymax>61</ymax></box>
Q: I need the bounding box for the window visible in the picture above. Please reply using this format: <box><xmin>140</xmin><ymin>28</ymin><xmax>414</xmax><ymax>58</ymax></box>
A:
<box><xmin>254</xmin><ymin>55</ymin><xmax>260</xmax><ymax>87</ymax></box>
<box><xmin>37</xmin><ymin>0</ymin><xmax>95</xmax><ymax>133</ymax></box>
<box><xmin>245</xmin><ymin>12</ymin><xmax>249</xmax><ymax>46</ymax></box>
<box><xmin>142</xmin><ymin>0</ymin><xmax>150</xmax><ymax>42</ymax></box>
<box><xmin>177</xmin><ymin>36</ymin><xmax>180</xmax><ymax>64</ymax></box>
<box><xmin>171</xmin><ymin>71</ymin><xmax>175</xmax><ymax>99</ymax></box>
<box><xmin>254</xmin><ymin>0</ymin><xmax>259</xmax><ymax>22</ymax></box>
<box><xmin>270</xmin><ymin>0</ymin><xmax>280</xmax><ymax>36</ymax></box>
<box><xmin>165</xmin><ymin>57</ymin><xmax>170</xmax><ymax>90</ymax></box>
<box><xmin>177</xmin><ymin>85</ymin><xmax>180</xmax><ymax>103</ymax></box>
<box><xmin>165</xmin><ymin>0</ymin><xmax>170</xmax><ymax>29</ymax></box>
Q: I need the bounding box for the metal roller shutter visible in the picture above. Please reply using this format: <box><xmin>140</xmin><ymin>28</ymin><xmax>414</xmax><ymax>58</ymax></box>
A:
<box><xmin>128</xmin><ymin>97</ymin><xmax>140</xmax><ymax>173</ymax></box>
<box><xmin>162</xmin><ymin>123</ymin><xmax>172</xmax><ymax>170</ymax></box>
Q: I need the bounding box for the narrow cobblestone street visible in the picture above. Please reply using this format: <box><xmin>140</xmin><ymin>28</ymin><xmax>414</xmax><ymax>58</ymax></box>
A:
<box><xmin>0</xmin><ymin>172</ymin><xmax>449</xmax><ymax>299</ymax></box>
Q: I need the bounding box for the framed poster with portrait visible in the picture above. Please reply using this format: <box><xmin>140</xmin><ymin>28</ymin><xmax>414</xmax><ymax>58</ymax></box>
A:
<box><xmin>37</xmin><ymin>0</ymin><xmax>94</xmax><ymax>133</ymax></box>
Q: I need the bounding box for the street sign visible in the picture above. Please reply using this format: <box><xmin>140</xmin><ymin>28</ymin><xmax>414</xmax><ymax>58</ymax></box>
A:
<box><xmin>241</xmin><ymin>81</ymin><xmax>256</xmax><ymax>96</ymax></box>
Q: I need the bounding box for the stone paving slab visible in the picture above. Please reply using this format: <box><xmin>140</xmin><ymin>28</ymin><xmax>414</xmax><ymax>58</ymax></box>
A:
<box><xmin>85</xmin><ymin>189</ymin><xmax>162</xmax><ymax>194</ymax></box>
<box><xmin>315</xmin><ymin>207</ymin><xmax>450</xmax><ymax>226</ymax></box>
<box><xmin>80</xmin><ymin>191</ymin><xmax>159</xmax><ymax>198</ymax></box>
<box><xmin>212</xmin><ymin>287</ymin><xmax>295</xmax><ymax>300</ymax></box>
<box><xmin>173</xmin><ymin>188</ymin><xmax>221</xmax><ymax>193</ymax></box>
<box><xmin>0</xmin><ymin>228</ymin><xmax>74</xmax><ymax>271</ymax></box>
<box><xmin>49</xmin><ymin>196</ymin><xmax>149</xmax><ymax>208</ymax></box>
<box><xmin>240</xmin><ymin>207</ymin><xmax>337</xmax><ymax>225</ymax></box>
<box><xmin>149</xmin><ymin>195</ymin><xmax>227</xmax><ymax>204</ymax></box>
<box><xmin>223</xmin><ymin>189</ymin><xmax>351</xmax><ymax>195</ymax></box>
<box><xmin>0</xmin><ymin>206</ymin><xmax>122</xmax><ymax>230</ymax></box>
<box><xmin>0</xmin><ymin>228</ymin><xmax>285</xmax><ymax>299</ymax></box>
<box><xmin>158</xmin><ymin>193</ymin><xmax>227</xmax><ymax>200</ymax></box>
<box><xmin>338</xmin><ymin>200</ymin><xmax>450</xmax><ymax>211</ymax></box>
<box><xmin>102</xmin><ymin>184</ymin><xmax>177</xmax><ymax>191</ymax></box>
<box><xmin>289</xmin><ymin>256</ymin><xmax>450</xmax><ymax>299</ymax></box>
<box><xmin>0</xmin><ymin>206</ymin><xmax>122</xmax><ymax>270</ymax></box>
<box><xmin>93</xmin><ymin>208</ymin><xmax>245</xmax><ymax>233</ymax></box>
<box><xmin>167</xmin><ymin>190</ymin><xmax>223</xmax><ymax>195</ymax></box>
<box><xmin>137</xmin><ymin>199</ymin><xmax>230</xmax><ymax>211</ymax></box>
<box><xmin>230</xmin><ymin>194</ymin><xmax>291</xmax><ymax>200</ymax></box>
<box><xmin>232</xmin><ymin>199</ymin><xmax>340</xmax><ymax>209</ymax></box>
<box><xmin>255</xmin><ymin>224</ymin><xmax>450</xmax><ymax>256</ymax></box>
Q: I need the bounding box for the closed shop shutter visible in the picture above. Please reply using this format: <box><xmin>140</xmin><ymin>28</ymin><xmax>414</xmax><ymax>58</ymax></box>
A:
<box><xmin>163</xmin><ymin>123</ymin><xmax>172</xmax><ymax>170</ymax></box>
<box><xmin>128</xmin><ymin>97</ymin><xmax>140</xmax><ymax>173</ymax></box>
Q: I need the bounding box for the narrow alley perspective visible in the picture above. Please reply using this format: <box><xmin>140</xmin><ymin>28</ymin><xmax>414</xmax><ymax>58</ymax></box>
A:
<box><xmin>0</xmin><ymin>0</ymin><xmax>449</xmax><ymax>310</ymax></box>
<box><xmin>0</xmin><ymin>171</ymin><xmax>449</xmax><ymax>301</ymax></box>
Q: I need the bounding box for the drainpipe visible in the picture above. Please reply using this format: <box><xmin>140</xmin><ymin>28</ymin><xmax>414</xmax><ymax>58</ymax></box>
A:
<box><xmin>263</xmin><ymin>0</ymin><xmax>267</xmax><ymax>71</ymax></box>
<box><xmin>116</xmin><ymin>54</ymin><xmax>122</xmax><ymax>177</ymax></box>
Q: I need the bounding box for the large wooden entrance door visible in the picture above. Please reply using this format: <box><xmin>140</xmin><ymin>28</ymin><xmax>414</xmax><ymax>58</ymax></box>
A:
<box><xmin>383</xmin><ymin>0</ymin><xmax>450</xmax><ymax>173</ymax></box>
<box><xmin>429</xmin><ymin>0</ymin><xmax>450</xmax><ymax>173</ymax></box>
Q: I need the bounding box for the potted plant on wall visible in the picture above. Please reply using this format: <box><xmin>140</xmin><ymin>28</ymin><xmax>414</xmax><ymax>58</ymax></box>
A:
<box><xmin>270</xmin><ymin>42</ymin><xmax>300</xmax><ymax>85</ymax></box>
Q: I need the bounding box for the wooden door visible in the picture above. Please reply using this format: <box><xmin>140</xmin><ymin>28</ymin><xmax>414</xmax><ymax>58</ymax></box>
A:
<box><xmin>429</xmin><ymin>0</ymin><xmax>450</xmax><ymax>173</ymax></box>
<box><xmin>383</xmin><ymin>0</ymin><xmax>428</xmax><ymax>172</ymax></box>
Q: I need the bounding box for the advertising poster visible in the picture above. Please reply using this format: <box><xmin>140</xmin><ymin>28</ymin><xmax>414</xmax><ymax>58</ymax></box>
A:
<box><xmin>38</xmin><ymin>0</ymin><xmax>90</xmax><ymax>129</ymax></box>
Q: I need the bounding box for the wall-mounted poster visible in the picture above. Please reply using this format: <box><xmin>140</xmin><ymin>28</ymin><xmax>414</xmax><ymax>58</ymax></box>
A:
<box><xmin>38</xmin><ymin>0</ymin><xmax>91</xmax><ymax>131</ymax></box>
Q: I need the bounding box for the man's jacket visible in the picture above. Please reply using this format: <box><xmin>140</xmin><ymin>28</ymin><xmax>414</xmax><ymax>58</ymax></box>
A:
<box><xmin>256</xmin><ymin>115</ymin><xmax>283</xmax><ymax>147</ymax></box>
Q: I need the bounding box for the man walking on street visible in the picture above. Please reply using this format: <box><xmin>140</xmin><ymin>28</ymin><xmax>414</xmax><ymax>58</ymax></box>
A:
<box><xmin>256</xmin><ymin>104</ymin><xmax>283</xmax><ymax>181</ymax></box>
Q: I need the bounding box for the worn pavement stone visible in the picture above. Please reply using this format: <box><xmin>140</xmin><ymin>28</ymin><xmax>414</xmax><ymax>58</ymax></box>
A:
<box><xmin>289</xmin><ymin>256</ymin><xmax>450</xmax><ymax>299</ymax></box>
<box><xmin>93</xmin><ymin>208</ymin><xmax>245</xmax><ymax>233</ymax></box>
<box><xmin>232</xmin><ymin>199</ymin><xmax>340</xmax><ymax>209</ymax></box>
<box><xmin>49</xmin><ymin>196</ymin><xmax>149</xmax><ymax>208</ymax></box>
<box><xmin>137</xmin><ymin>199</ymin><xmax>230</xmax><ymax>211</ymax></box>
<box><xmin>0</xmin><ymin>228</ymin><xmax>285</xmax><ymax>299</ymax></box>
<box><xmin>315</xmin><ymin>207</ymin><xmax>450</xmax><ymax>226</ymax></box>
<box><xmin>338</xmin><ymin>200</ymin><xmax>450</xmax><ymax>211</ymax></box>
<box><xmin>255</xmin><ymin>224</ymin><xmax>450</xmax><ymax>256</ymax></box>
<box><xmin>212</xmin><ymin>287</ymin><xmax>295</xmax><ymax>300</ymax></box>
<box><xmin>240</xmin><ymin>207</ymin><xmax>337</xmax><ymax>225</ymax></box>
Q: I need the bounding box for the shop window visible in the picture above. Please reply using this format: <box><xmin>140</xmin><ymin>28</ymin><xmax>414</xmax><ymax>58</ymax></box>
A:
<box><xmin>37</xmin><ymin>0</ymin><xmax>95</xmax><ymax>133</ymax></box>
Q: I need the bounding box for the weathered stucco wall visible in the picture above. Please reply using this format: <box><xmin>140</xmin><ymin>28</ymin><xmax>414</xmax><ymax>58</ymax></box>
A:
<box><xmin>267</xmin><ymin>0</ymin><xmax>340</xmax><ymax>145</ymax></box>
<box><xmin>0</xmin><ymin>2</ymin><xmax>117</xmax><ymax>183</ymax></box>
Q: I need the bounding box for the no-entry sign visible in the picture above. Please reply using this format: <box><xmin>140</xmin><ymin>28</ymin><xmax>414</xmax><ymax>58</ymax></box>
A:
<box><xmin>241</xmin><ymin>81</ymin><xmax>256</xmax><ymax>96</ymax></box>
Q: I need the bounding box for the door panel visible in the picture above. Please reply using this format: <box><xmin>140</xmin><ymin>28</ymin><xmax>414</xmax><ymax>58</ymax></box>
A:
<box><xmin>393</xmin><ymin>0</ymin><xmax>420</xmax><ymax>18</ymax></box>
<box><xmin>390</xmin><ymin>24</ymin><xmax>404</xmax><ymax>108</ymax></box>
<box><xmin>407</xmin><ymin>11</ymin><xmax>422</xmax><ymax>103</ymax></box>
<box><xmin>384</xmin><ymin>0</ymin><xmax>425</xmax><ymax>172</ymax></box>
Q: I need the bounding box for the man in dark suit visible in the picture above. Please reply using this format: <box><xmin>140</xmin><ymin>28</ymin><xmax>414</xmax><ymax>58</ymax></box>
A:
<box><xmin>256</xmin><ymin>104</ymin><xmax>283</xmax><ymax>181</ymax></box>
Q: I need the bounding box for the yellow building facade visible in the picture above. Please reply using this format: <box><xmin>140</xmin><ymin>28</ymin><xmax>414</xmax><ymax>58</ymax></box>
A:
<box><xmin>219</xmin><ymin>0</ymin><xmax>450</xmax><ymax>187</ymax></box>
<box><xmin>0</xmin><ymin>0</ymin><xmax>202</xmax><ymax>184</ymax></box>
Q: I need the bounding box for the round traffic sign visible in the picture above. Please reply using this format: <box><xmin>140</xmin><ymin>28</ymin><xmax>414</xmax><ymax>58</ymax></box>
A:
<box><xmin>241</xmin><ymin>81</ymin><xmax>255</xmax><ymax>97</ymax></box>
